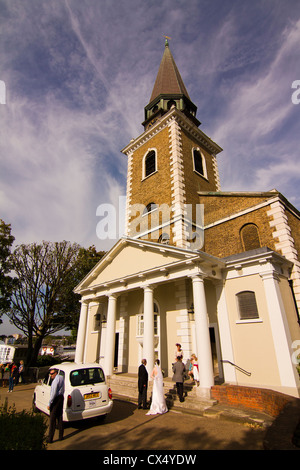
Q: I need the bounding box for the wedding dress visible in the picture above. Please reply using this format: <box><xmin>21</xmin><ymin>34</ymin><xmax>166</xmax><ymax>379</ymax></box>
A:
<box><xmin>146</xmin><ymin>365</ymin><xmax>168</xmax><ymax>415</ymax></box>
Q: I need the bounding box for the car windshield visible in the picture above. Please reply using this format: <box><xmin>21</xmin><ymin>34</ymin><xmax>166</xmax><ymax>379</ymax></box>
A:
<box><xmin>70</xmin><ymin>367</ymin><xmax>105</xmax><ymax>387</ymax></box>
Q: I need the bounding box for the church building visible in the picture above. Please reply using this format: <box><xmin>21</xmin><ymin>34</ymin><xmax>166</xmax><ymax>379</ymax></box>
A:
<box><xmin>74</xmin><ymin>40</ymin><xmax>300</xmax><ymax>399</ymax></box>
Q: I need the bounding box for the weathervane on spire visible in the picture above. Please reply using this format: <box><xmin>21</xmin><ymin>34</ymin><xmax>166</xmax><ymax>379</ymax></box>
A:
<box><xmin>164</xmin><ymin>35</ymin><xmax>171</xmax><ymax>46</ymax></box>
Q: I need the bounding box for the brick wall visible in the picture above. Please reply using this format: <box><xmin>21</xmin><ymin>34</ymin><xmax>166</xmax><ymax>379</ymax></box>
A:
<box><xmin>202</xmin><ymin>205</ymin><xmax>279</xmax><ymax>258</ymax></box>
<box><xmin>211</xmin><ymin>384</ymin><xmax>298</xmax><ymax>417</ymax></box>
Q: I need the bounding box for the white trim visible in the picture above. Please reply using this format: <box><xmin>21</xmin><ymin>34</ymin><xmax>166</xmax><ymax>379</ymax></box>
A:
<box><xmin>168</xmin><ymin>117</ymin><xmax>187</xmax><ymax>248</ymax></box>
<box><xmin>125</xmin><ymin>150</ymin><xmax>134</xmax><ymax>236</ymax></box>
<box><xmin>267</xmin><ymin>200</ymin><xmax>300</xmax><ymax>311</ymax></box>
<box><xmin>212</xmin><ymin>154</ymin><xmax>221</xmax><ymax>191</ymax></box>
<box><xmin>121</xmin><ymin>106</ymin><xmax>222</xmax><ymax>157</ymax></box>
<box><xmin>235</xmin><ymin>319</ymin><xmax>263</xmax><ymax>324</ymax></box>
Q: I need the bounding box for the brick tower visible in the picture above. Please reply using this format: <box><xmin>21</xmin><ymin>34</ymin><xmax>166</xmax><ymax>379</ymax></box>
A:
<box><xmin>122</xmin><ymin>39</ymin><xmax>223</xmax><ymax>249</ymax></box>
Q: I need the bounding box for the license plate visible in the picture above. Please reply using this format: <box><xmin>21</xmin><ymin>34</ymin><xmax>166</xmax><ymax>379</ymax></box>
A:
<box><xmin>84</xmin><ymin>392</ymin><xmax>99</xmax><ymax>400</ymax></box>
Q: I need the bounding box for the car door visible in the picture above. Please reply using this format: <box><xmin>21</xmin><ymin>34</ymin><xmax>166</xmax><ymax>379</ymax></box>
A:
<box><xmin>35</xmin><ymin>372</ymin><xmax>51</xmax><ymax>414</ymax></box>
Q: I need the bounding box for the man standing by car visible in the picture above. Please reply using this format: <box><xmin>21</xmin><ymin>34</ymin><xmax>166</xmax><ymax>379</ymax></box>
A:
<box><xmin>47</xmin><ymin>368</ymin><xmax>65</xmax><ymax>443</ymax></box>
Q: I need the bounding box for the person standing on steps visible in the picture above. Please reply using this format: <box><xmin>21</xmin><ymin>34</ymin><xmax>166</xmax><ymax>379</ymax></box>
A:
<box><xmin>146</xmin><ymin>359</ymin><xmax>168</xmax><ymax>415</ymax></box>
<box><xmin>172</xmin><ymin>355</ymin><xmax>186</xmax><ymax>402</ymax></box>
<box><xmin>174</xmin><ymin>343</ymin><xmax>183</xmax><ymax>361</ymax></box>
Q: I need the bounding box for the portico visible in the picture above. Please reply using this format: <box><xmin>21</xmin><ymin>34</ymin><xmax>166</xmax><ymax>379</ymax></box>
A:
<box><xmin>74</xmin><ymin>237</ymin><xmax>225</xmax><ymax>398</ymax></box>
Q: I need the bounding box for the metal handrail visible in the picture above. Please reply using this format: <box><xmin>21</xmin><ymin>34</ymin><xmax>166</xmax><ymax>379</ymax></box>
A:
<box><xmin>221</xmin><ymin>360</ymin><xmax>251</xmax><ymax>376</ymax></box>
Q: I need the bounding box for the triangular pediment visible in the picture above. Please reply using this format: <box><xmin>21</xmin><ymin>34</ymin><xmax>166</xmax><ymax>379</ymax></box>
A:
<box><xmin>74</xmin><ymin>237</ymin><xmax>199</xmax><ymax>293</ymax></box>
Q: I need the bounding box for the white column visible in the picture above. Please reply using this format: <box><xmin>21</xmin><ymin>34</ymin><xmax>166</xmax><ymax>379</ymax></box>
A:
<box><xmin>143</xmin><ymin>286</ymin><xmax>154</xmax><ymax>373</ymax></box>
<box><xmin>75</xmin><ymin>300</ymin><xmax>89</xmax><ymax>364</ymax></box>
<box><xmin>192</xmin><ymin>275</ymin><xmax>214</xmax><ymax>397</ymax></box>
<box><xmin>215</xmin><ymin>280</ymin><xmax>237</xmax><ymax>383</ymax></box>
<box><xmin>104</xmin><ymin>294</ymin><xmax>117</xmax><ymax>377</ymax></box>
<box><xmin>261</xmin><ymin>270</ymin><xmax>300</xmax><ymax>394</ymax></box>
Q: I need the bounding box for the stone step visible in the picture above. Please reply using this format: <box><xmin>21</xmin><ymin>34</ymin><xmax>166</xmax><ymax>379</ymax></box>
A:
<box><xmin>107</xmin><ymin>374</ymin><xmax>217</xmax><ymax>413</ymax></box>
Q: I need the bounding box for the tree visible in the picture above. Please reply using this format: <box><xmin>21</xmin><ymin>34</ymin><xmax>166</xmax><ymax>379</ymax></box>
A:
<box><xmin>0</xmin><ymin>219</ymin><xmax>15</xmax><ymax>322</ymax></box>
<box><xmin>7</xmin><ymin>241</ymin><xmax>79</xmax><ymax>366</ymax></box>
<box><xmin>63</xmin><ymin>245</ymin><xmax>105</xmax><ymax>336</ymax></box>
<box><xmin>6</xmin><ymin>241</ymin><xmax>104</xmax><ymax>366</ymax></box>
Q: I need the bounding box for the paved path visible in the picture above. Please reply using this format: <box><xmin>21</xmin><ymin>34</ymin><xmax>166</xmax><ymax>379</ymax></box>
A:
<box><xmin>0</xmin><ymin>384</ymin><xmax>266</xmax><ymax>451</ymax></box>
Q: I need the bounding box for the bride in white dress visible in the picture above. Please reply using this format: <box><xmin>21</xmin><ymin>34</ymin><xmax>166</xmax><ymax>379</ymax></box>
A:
<box><xmin>146</xmin><ymin>359</ymin><xmax>168</xmax><ymax>415</ymax></box>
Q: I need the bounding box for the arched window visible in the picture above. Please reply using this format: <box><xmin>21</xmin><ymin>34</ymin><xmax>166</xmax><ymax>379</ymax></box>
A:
<box><xmin>167</xmin><ymin>100</ymin><xmax>176</xmax><ymax>109</ymax></box>
<box><xmin>236</xmin><ymin>291</ymin><xmax>259</xmax><ymax>320</ymax></box>
<box><xmin>143</xmin><ymin>202</ymin><xmax>157</xmax><ymax>215</ymax></box>
<box><xmin>144</xmin><ymin>150</ymin><xmax>156</xmax><ymax>177</ymax></box>
<box><xmin>193</xmin><ymin>148</ymin><xmax>207</xmax><ymax>178</ymax></box>
<box><xmin>240</xmin><ymin>223</ymin><xmax>261</xmax><ymax>251</ymax></box>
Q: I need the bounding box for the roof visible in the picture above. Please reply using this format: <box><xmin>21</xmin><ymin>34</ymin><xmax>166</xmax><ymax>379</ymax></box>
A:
<box><xmin>149</xmin><ymin>42</ymin><xmax>190</xmax><ymax>102</ymax></box>
<box><xmin>223</xmin><ymin>246</ymin><xmax>293</xmax><ymax>268</ymax></box>
<box><xmin>74</xmin><ymin>236</ymin><xmax>224</xmax><ymax>296</ymax></box>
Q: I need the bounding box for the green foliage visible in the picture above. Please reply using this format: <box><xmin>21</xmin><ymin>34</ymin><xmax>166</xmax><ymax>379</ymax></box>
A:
<box><xmin>35</xmin><ymin>354</ymin><xmax>61</xmax><ymax>367</ymax></box>
<box><xmin>0</xmin><ymin>219</ymin><xmax>15</xmax><ymax>319</ymax></box>
<box><xmin>0</xmin><ymin>399</ymin><xmax>48</xmax><ymax>450</ymax></box>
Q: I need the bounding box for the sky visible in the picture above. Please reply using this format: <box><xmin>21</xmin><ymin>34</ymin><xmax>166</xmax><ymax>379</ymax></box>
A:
<box><xmin>1</xmin><ymin>0</ymin><xmax>300</xmax><ymax>334</ymax></box>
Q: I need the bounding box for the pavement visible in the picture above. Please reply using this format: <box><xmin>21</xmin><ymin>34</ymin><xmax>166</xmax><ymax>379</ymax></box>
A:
<box><xmin>0</xmin><ymin>383</ymin><xmax>300</xmax><ymax>451</ymax></box>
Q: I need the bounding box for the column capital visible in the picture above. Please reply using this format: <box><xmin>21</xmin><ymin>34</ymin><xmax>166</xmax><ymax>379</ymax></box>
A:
<box><xmin>143</xmin><ymin>284</ymin><xmax>155</xmax><ymax>292</ymax></box>
<box><xmin>89</xmin><ymin>300</ymin><xmax>101</xmax><ymax>308</ymax></box>
<box><xmin>260</xmin><ymin>270</ymin><xmax>280</xmax><ymax>282</ymax></box>
<box><xmin>108</xmin><ymin>293</ymin><xmax>118</xmax><ymax>300</ymax></box>
<box><xmin>190</xmin><ymin>273</ymin><xmax>206</xmax><ymax>283</ymax></box>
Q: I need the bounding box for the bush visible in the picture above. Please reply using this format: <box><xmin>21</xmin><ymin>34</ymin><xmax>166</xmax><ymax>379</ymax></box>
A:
<box><xmin>0</xmin><ymin>399</ymin><xmax>48</xmax><ymax>450</ymax></box>
<box><xmin>36</xmin><ymin>354</ymin><xmax>61</xmax><ymax>367</ymax></box>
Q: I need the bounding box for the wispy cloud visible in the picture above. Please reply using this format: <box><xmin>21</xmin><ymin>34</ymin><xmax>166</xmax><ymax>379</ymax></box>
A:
<box><xmin>211</xmin><ymin>17</ymin><xmax>300</xmax><ymax>207</ymax></box>
<box><xmin>0</xmin><ymin>0</ymin><xmax>300</xmax><ymax>257</ymax></box>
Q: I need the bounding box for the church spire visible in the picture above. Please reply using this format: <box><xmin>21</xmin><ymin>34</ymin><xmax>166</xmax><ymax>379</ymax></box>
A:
<box><xmin>142</xmin><ymin>40</ymin><xmax>200</xmax><ymax>130</ymax></box>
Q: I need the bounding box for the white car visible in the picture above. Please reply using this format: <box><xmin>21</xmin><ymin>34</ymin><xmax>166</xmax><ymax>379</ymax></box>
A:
<box><xmin>33</xmin><ymin>362</ymin><xmax>113</xmax><ymax>422</ymax></box>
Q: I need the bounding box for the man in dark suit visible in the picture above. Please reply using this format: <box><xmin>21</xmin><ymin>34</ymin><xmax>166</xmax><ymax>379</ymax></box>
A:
<box><xmin>138</xmin><ymin>359</ymin><xmax>148</xmax><ymax>409</ymax></box>
<box><xmin>172</xmin><ymin>355</ymin><xmax>186</xmax><ymax>402</ymax></box>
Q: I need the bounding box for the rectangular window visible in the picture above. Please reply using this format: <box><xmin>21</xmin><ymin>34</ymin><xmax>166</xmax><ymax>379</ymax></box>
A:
<box><xmin>94</xmin><ymin>313</ymin><xmax>101</xmax><ymax>330</ymax></box>
<box><xmin>137</xmin><ymin>314</ymin><xmax>144</xmax><ymax>336</ymax></box>
<box><xmin>70</xmin><ymin>367</ymin><xmax>105</xmax><ymax>387</ymax></box>
<box><xmin>137</xmin><ymin>313</ymin><xmax>159</xmax><ymax>335</ymax></box>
